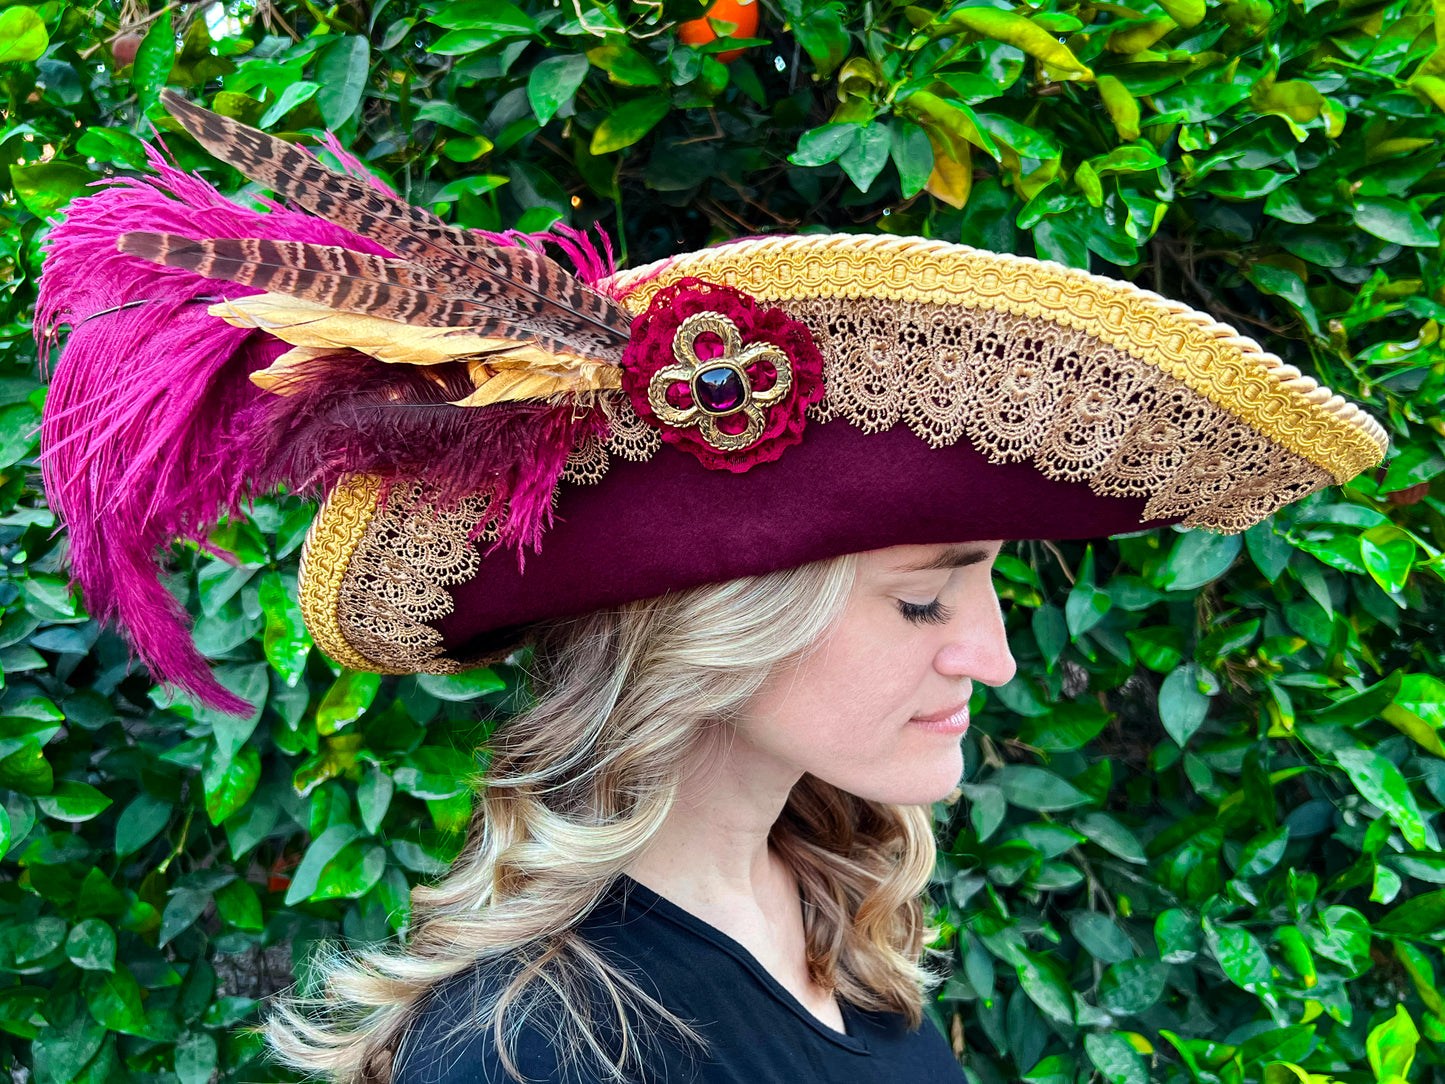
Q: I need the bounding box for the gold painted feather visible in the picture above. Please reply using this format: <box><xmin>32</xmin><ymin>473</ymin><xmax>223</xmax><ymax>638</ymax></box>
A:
<box><xmin>216</xmin><ymin>295</ymin><xmax>622</xmax><ymax>405</ymax></box>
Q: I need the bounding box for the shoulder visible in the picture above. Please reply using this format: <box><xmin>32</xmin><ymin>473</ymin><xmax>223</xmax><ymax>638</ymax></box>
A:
<box><xmin>391</xmin><ymin>965</ymin><xmax>580</xmax><ymax>1084</ymax></box>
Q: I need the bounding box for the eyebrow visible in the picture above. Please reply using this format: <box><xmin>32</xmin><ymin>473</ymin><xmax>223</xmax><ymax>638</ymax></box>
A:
<box><xmin>892</xmin><ymin>545</ymin><xmax>993</xmax><ymax>573</ymax></box>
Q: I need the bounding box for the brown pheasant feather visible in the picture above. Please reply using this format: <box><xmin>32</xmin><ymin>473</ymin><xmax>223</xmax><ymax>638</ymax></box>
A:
<box><xmin>158</xmin><ymin>90</ymin><xmax>632</xmax><ymax>363</ymax></box>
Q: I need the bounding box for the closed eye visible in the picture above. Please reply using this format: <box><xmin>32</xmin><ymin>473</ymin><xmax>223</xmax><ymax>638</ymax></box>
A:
<box><xmin>898</xmin><ymin>599</ymin><xmax>953</xmax><ymax>625</ymax></box>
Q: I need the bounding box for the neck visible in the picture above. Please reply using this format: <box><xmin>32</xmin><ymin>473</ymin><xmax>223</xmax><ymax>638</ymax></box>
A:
<box><xmin>626</xmin><ymin>730</ymin><xmax>801</xmax><ymax>912</ymax></box>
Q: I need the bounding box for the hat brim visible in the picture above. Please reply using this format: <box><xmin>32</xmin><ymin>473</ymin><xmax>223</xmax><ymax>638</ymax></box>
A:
<box><xmin>298</xmin><ymin>235</ymin><xmax>1385</xmax><ymax>675</ymax></box>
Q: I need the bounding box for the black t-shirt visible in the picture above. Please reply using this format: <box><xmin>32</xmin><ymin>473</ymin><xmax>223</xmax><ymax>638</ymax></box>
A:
<box><xmin>393</xmin><ymin>876</ymin><xmax>964</xmax><ymax>1084</ymax></box>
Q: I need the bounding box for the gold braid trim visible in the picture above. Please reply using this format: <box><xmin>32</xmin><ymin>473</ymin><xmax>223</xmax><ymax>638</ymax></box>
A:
<box><xmin>297</xmin><ymin>475</ymin><xmax>408</xmax><ymax>674</ymax></box>
<box><xmin>607</xmin><ymin>234</ymin><xmax>1388</xmax><ymax>484</ymax></box>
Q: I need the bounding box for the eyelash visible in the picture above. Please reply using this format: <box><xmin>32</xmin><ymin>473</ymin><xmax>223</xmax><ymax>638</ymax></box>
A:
<box><xmin>898</xmin><ymin>599</ymin><xmax>954</xmax><ymax>625</ymax></box>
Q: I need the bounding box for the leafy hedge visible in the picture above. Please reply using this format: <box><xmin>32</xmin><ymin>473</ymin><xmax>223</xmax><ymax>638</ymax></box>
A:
<box><xmin>0</xmin><ymin>1</ymin><xmax>1441</xmax><ymax>1083</ymax></box>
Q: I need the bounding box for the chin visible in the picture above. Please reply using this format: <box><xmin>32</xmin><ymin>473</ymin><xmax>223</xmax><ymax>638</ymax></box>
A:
<box><xmin>838</xmin><ymin>744</ymin><xmax>965</xmax><ymax>805</ymax></box>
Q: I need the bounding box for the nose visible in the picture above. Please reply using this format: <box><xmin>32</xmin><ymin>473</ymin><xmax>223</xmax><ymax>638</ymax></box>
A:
<box><xmin>934</xmin><ymin>580</ymin><xmax>1016</xmax><ymax>687</ymax></box>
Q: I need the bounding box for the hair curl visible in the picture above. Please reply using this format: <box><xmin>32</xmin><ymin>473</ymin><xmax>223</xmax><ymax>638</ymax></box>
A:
<box><xmin>266</xmin><ymin>551</ymin><xmax>940</xmax><ymax>1083</ymax></box>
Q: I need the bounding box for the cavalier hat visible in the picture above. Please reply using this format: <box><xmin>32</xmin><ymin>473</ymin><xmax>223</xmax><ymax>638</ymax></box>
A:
<box><xmin>38</xmin><ymin>93</ymin><xmax>1387</xmax><ymax>713</ymax></box>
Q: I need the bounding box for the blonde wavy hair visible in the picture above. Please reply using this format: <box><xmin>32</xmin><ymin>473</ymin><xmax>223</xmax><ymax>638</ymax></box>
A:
<box><xmin>266</xmin><ymin>551</ymin><xmax>941</xmax><ymax>1084</ymax></box>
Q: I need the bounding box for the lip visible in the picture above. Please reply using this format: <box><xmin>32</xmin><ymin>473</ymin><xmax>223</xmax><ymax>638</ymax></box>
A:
<box><xmin>909</xmin><ymin>703</ymin><xmax>971</xmax><ymax>734</ymax></box>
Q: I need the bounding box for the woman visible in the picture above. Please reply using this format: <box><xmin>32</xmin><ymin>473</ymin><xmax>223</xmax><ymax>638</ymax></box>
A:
<box><xmin>37</xmin><ymin>95</ymin><xmax>1385</xmax><ymax>1084</ymax></box>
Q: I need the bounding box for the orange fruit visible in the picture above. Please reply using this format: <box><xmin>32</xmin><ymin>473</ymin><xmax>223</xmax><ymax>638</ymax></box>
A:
<box><xmin>678</xmin><ymin>0</ymin><xmax>759</xmax><ymax>63</ymax></box>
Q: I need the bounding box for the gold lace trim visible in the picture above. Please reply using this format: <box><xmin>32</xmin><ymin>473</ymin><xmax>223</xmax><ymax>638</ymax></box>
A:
<box><xmin>326</xmin><ymin>482</ymin><xmax>500</xmax><ymax>674</ymax></box>
<box><xmin>607</xmin><ymin>234</ymin><xmax>1387</xmax><ymax>483</ymax></box>
<box><xmin>298</xmin><ymin>475</ymin><xmax>388</xmax><ymax>672</ymax></box>
<box><xmin>304</xmin><ymin>234</ymin><xmax>1384</xmax><ymax>674</ymax></box>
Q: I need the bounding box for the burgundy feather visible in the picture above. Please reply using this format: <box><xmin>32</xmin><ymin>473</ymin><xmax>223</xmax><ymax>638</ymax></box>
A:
<box><xmin>38</xmin><ymin>140</ymin><xmax>622</xmax><ymax>713</ymax></box>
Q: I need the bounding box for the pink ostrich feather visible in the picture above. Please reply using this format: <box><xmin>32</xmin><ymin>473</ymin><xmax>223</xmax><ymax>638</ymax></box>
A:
<box><xmin>38</xmin><ymin>141</ymin><xmax>618</xmax><ymax>713</ymax></box>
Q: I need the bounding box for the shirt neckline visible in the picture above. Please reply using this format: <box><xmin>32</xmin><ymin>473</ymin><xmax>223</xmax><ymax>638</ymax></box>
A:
<box><xmin>606</xmin><ymin>874</ymin><xmax>872</xmax><ymax>1055</ymax></box>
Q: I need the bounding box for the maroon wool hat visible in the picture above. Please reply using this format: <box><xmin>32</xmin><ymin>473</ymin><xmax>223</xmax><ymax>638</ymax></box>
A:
<box><xmin>36</xmin><ymin>94</ymin><xmax>1386</xmax><ymax>709</ymax></box>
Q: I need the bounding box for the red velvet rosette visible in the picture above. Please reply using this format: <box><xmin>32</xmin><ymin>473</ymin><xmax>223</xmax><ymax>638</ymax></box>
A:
<box><xmin>619</xmin><ymin>277</ymin><xmax>825</xmax><ymax>472</ymax></box>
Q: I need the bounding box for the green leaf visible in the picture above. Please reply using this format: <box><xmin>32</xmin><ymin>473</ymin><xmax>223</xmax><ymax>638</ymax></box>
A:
<box><xmin>260</xmin><ymin>570</ymin><xmax>312</xmax><ymax>684</ymax></box>
<box><xmin>789</xmin><ymin>123</ymin><xmax>859</xmax><ymax>167</ymax></box>
<box><xmin>1089</xmin><ymin>145</ymin><xmax>1168</xmax><ymax>174</ymax></box>
<box><xmin>194</xmin><ymin>663</ymin><xmax>268</xmax><ymax>768</ymax></box>
<box><xmin>285</xmin><ymin>824</ymin><xmax>360</xmax><ymax>905</ymax></box>
<box><xmin>994</xmin><ymin>766</ymin><xmax>1090</xmax><ymax>811</ymax></box>
<box><xmin>1066</xmin><ymin>581</ymin><xmax>1110</xmax><ymax>637</ymax></box>
<box><xmin>131</xmin><ymin>9</ymin><xmax>174</xmax><ymax>115</ymax></box>
<box><xmin>1203</xmin><ymin>917</ymin><xmax>1272</xmax><ymax>992</ymax></box>
<box><xmin>159</xmin><ymin>888</ymin><xmax>210</xmax><ymax>947</ymax></box>
<box><xmin>1156</xmin><ymin>531</ymin><xmax>1242</xmax><ymax>591</ymax></box>
<box><xmin>1159</xmin><ymin>664</ymin><xmax>1211</xmax><ymax>747</ymax></box>
<box><xmin>839</xmin><ymin>124</ymin><xmax>891</xmax><ymax>193</ymax></box>
<box><xmin>1355</xmin><ymin>198</ymin><xmax>1438</xmax><ymax>247</ymax></box>
<box><xmin>313</xmin><ymin>840</ymin><xmax>387</xmax><ymax>900</ymax></box>
<box><xmin>415</xmin><ymin>99</ymin><xmax>486</xmax><ymax>136</ymax></box>
<box><xmin>1070</xmin><ymin>911</ymin><xmax>1135</xmax><ymax>963</ymax></box>
<box><xmin>175</xmin><ymin>1031</ymin><xmax>219</xmax><ymax>1084</ymax></box>
<box><xmin>1074</xmin><ymin>812</ymin><xmax>1147</xmax><ymax>863</ymax></box>
<box><xmin>1155</xmin><ymin>909</ymin><xmax>1200</xmax><ymax>963</ymax></box>
<box><xmin>432</xmin><ymin>174</ymin><xmax>509</xmax><ymax>201</ymax></box>
<box><xmin>0</xmin><ymin>6</ymin><xmax>48</xmax><ymax>63</ymax></box>
<box><xmin>1156</xmin><ymin>0</ymin><xmax>1205</xmax><ymax>27</ymax></box>
<box><xmin>1016</xmin><ymin>950</ymin><xmax>1075</xmax><ymax>1023</ymax></box>
<box><xmin>115</xmin><ymin>794</ymin><xmax>174</xmax><ymax>855</ymax></box>
<box><xmin>585</xmin><ymin>37</ymin><xmax>662</xmax><ymax>87</ymax></box>
<box><xmin>214</xmin><ymin>878</ymin><xmax>263</xmax><ymax>931</ymax></box>
<box><xmin>1019</xmin><ymin>702</ymin><xmax>1110</xmax><ymax>752</ymax></box>
<box><xmin>203</xmin><ymin>743</ymin><xmax>260</xmax><ymax>825</ymax></box>
<box><xmin>960</xmin><ymin>782</ymin><xmax>1006</xmax><ymax>842</ymax></box>
<box><xmin>1100</xmin><ymin>959</ymin><xmax>1167</xmax><ymax>1014</ymax></box>
<box><xmin>32</xmin><ymin>1015</ymin><xmax>105</xmax><ymax>1084</ymax></box>
<box><xmin>889</xmin><ymin>119</ymin><xmax>933</xmax><ymax>199</ymax></box>
<box><xmin>1367</xmin><ymin>1005</ymin><xmax>1419</xmax><ymax>1084</ymax></box>
<box><xmin>930</xmin><ymin>8</ymin><xmax>1091</xmax><ymax>77</ymax></box>
<box><xmin>76</xmin><ymin>125</ymin><xmax>150</xmax><ymax>168</ymax></box>
<box><xmin>528</xmin><ymin>54</ymin><xmax>589</xmax><ymax>125</ymax></box>
<box><xmin>1359</xmin><ymin>525</ymin><xmax>1416</xmax><ymax>595</ymax></box>
<box><xmin>1378</xmin><ymin>890</ymin><xmax>1445</xmax><ymax>937</ymax></box>
<box><xmin>316</xmin><ymin>35</ymin><xmax>370</xmax><ymax>128</ymax></box>
<box><xmin>974</xmin><ymin>114</ymin><xmax>1060</xmax><ymax>159</ymax></box>
<box><xmin>1125</xmin><ymin>626</ymin><xmax>1184</xmax><ymax>673</ymax></box>
<box><xmin>65</xmin><ymin>919</ymin><xmax>116</xmax><ymax>972</ymax></box>
<box><xmin>14</xmin><ymin>915</ymin><xmax>64</xmax><ymax>964</ymax></box>
<box><xmin>1238</xmin><ymin>826</ymin><xmax>1290</xmax><ymax>877</ymax></box>
<box><xmin>394</xmin><ymin>746</ymin><xmax>477</xmax><ymax>800</ymax></box>
<box><xmin>35</xmin><ymin>781</ymin><xmax>111</xmax><ymax>823</ymax></box>
<box><xmin>1085</xmin><ymin>1031</ymin><xmax>1148</xmax><ymax>1084</ymax></box>
<box><xmin>1382</xmin><ymin>675</ymin><xmax>1445</xmax><ymax>757</ymax></box>
<box><xmin>259</xmin><ymin>81</ymin><xmax>320</xmax><ymax>129</ymax></box>
<box><xmin>358</xmin><ymin>765</ymin><xmax>395</xmax><ymax>835</ymax></box>
<box><xmin>316</xmin><ymin>670</ymin><xmax>381</xmax><ymax>735</ymax></box>
<box><xmin>10</xmin><ymin>162</ymin><xmax>94</xmax><ymax>218</ymax></box>
<box><xmin>84</xmin><ymin>967</ymin><xmax>147</xmax><ymax>1033</ymax></box>
<box><xmin>1336</xmin><ymin>748</ymin><xmax>1429</xmax><ymax>849</ymax></box>
<box><xmin>415</xmin><ymin>669</ymin><xmax>506</xmax><ymax>702</ymax></box>
<box><xmin>790</xmin><ymin>3</ymin><xmax>849</xmax><ymax>77</ymax></box>
<box><xmin>429</xmin><ymin>0</ymin><xmax>538</xmax><ymax>31</ymax></box>
<box><xmin>590</xmin><ymin>95</ymin><xmax>670</xmax><ymax>154</ymax></box>
<box><xmin>1246</xmin><ymin>521</ymin><xmax>1292</xmax><ymax>582</ymax></box>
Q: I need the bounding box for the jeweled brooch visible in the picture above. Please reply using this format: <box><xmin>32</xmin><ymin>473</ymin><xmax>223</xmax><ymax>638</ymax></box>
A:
<box><xmin>620</xmin><ymin>277</ymin><xmax>825</xmax><ymax>472</ymax></box>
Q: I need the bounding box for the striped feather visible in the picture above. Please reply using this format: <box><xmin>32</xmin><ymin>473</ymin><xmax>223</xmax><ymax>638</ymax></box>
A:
<box><xmin>160</xmin><ymin>90</ymin><xmax>632</xmax><ymax>363</ymax></box>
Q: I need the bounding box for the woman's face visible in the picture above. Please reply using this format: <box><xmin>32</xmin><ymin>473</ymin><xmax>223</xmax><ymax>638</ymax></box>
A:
<box><xmin>734</xmin><ymin>541</ymin><xmax>1017</xmax><ymax>805</ymax></box>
